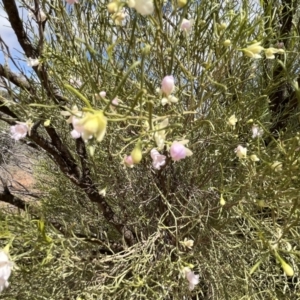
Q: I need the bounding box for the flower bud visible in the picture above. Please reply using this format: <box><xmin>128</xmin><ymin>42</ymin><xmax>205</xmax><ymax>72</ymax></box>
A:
<box><xmin>107</xmin><ymin>1</ymin><xmax>118</xmax><ymax>13</ymax></box>
<box><xmin>131</xmin><ymin>141</ymin><xmax>142</xmax><ymax>164</ymax></box>
<box><xmin>223</xmin><ymin>39</ymin><xmax>231</xmax><ymax>47</ymax></box>
<box><xmin>281</xmin><ymin>260</ymin><xmax>294</xmax><ymax>277</ymax></box>
<box><xmin>177</xmin><ymin>0</ymin><xmax>187</xmax><ymax>8</ymax></box>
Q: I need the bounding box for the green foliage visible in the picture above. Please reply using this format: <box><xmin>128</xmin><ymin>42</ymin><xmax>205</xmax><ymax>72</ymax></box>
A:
<box><xmin>1</xmin><ymin>0</ymin><xmax>300</xmax><ymax>299</ymax></box>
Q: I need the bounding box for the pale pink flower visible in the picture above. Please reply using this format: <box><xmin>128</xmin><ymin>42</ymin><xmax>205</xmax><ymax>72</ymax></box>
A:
<box><xmin>10</xmin><ymin>123</ymin><xmax>28</xmax><ymax>140</ymax></box>
<box><xmin>183</xmin><ymin>267</ymin><xmax>199</xmax><ymax>291</ymax></box>
<box><xmin>150</xmin><ymin>149</ymin><xmax>166</xmax><ymax>170</ymax></box>
<box><xmin>181</xmin><ymin>19</ymin><xmax>193</xmax><ymax>34</ymax></box>
<box><xmin>161</xmin><ymin>75</ymin><xmax>175</xmax><ymax>96</ymax></box>
<box><xmin>65</xmin><ymin>0</ymin><xmax>78</xmax><ymax>4</ymax></box>
<box><xmin>99</xmin><ymin>91</ymin><xmax>106</xmax><ymax>98</ymax></box>
<box><xmin>112</xmin><ymin>98</ymin><xmax>119</xmax><ymax>106</ymax></box>
<box><xmin>123</xmin><ymin>155</ymin><xmax>134</xmax><ymax>168</ymax></box>
<box><xmin>170</xmin><ymin>140</ymin><xmax>193</xmax><ymax>161</ymax></box>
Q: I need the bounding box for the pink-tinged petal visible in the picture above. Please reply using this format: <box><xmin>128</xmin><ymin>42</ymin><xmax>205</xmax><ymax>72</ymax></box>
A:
<box><xmin>10</xmin><ymin>123</ymin><xmax>28</xmax><ymax>140</ymax></box>
<box><xmin>70</xmin><ymin>129</ymin><xmax>81</xmax><ymax>139</ymax></box>
<box><xmin>124</xmin><ymin>155</ymin><xmax>134</xmax><ymax>168</ymax></box>
<box><xmin>150</xmin><ymin>149</ymin><xmax>166</xmax><ymax>170</ymax></box>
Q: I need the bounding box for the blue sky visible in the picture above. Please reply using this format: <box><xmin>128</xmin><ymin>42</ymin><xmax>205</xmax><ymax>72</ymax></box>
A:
<box><xmin>0</xmin><ymin>5</ymin><xmax>30</xmax><ymax>73</ymax></box>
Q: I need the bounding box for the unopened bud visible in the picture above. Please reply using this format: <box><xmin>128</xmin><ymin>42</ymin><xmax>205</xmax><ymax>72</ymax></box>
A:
<box><xmin>131</xmin><ymin>141</ymin><xmax>142</xmax><ymax>164</ymax></box>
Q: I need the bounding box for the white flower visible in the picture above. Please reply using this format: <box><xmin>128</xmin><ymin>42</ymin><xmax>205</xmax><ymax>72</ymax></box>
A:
<box><xmin>128</xmin><ymin>0</ymin><xmax>154</xmax><ymax>16</ymax></box>
<box><xmin>181</xmin><ymin>238</ymin><xmax>194</xmax><ymax>249</ymax></box>
<box><xmin>154</xmin><ymin>119</ymin><xmax>168</xmax><ymax>150</ymax></box>
<box><xmin>99</xmin><ymin>91</ymin><xmax>106</xmax><ymax>98</ymax></box>
<box><xmin>251</xmin><ymin>125</ymin><xmax>263</xmax><ymax>138</ymax></box>
<box><xmin>271</xmin><ymin>161</ymin><xmax>282</xmax><ymax>172</ymax></box>
<box><xmin>150</xmin><ymin>149</ymin><xmax>166</xmax><ymax>170</ymax></box>
<box><xmin>235</xmin><ymin>145</ymin><xmax>247</xmax><ymax>158</ymax></box>
<box><xmin>183</xmin><ymin>267</ymin><xmax>199</xmax><ymax>291</ymax></box>
<box><xmin>264</xmin><ymin>47</ymin><xmax>280</xmax><ymax>59</ymax></box>
<box><xmin>228</xmin><ymin>114</ymin><xmax>237</xmax><ymax>127</ymax></box>
<box><xmin>0</xmin><ymin>251</ymin><xmax>13</xmax><ymax>293</ymax></box>
<box><xmin>242</xmin><ymin>42</ymin><xmax>264</xmax><ymax>59</ymax></box>
<box><xmin>161</xmin><ymin>95</ymin><xmax>179</xmax><ymax>106</ymax></box>
<box><xmin>10</xmin><ymin>123</ymin><xmax>28</xmax><ymax>140</ymax></box>
<box><xmin>250</xmin><ymin>154</ymin><xmax>260</xmax><ymax>162</ymax></box>
<box><xmin>69</xmin><ymin>77</ymin><xmax>82</xmax><ymax>88</ymax></box>
<box><xmin>27</xmin><ymin>57</ymin><xmax>39</xmax><ymax>67</ymax></box>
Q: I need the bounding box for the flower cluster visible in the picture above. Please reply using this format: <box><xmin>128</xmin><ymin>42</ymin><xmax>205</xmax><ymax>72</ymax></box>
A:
<box><xmin>242</xmin><ymin>42</ymin><xmax>285</xmax><ymax>59</ymax></box>
<box><xmin>61</xmin><ymin>106</ymin><xmax>107</xmax><ymax>142</ymax></box>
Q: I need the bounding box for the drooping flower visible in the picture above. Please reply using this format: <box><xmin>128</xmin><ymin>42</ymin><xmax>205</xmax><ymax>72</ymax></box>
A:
<box><xmin>180</xmin><ymin>19</ymin><xmax>193</xmax><ymax>34</ymax></box>
<box><xmin>242</xmin><ymin>42</ymin><xmax>264</xmax><ymax>59</ymax></box>
<box><xmin>154</xmin><ymin>118</ymin><xmax>168</xmax><ymax>150</ymax></box>
<box><xmin>10</xmin><ymin>123</ymin><xmax>29</xmax><ymax>141</ymax></box>
<box><xmin>251</xmin><ymin>125</ymin><xmax>263</xmax><ymax>138</ymax></box>
<box><xmin>27</xmin><ymin>57</ymin><xmax>39</xmax><ymax>67</ymax></box>
<box><xmin>123</xmin><ymin>155</ymin><xmax>134</xmax><ymax>168</ymax></box>
<box><xmin>77</xmin><ymin>111</ymin><xmax>107</xmax><ymax>142</ymax></box>
<box><xmin>170</xmin><ymin>140</ymin><xmax>193</xmax><ymax>161</ymax></box>
<box><xmin>182</xmin><ymin>267</ymin><xmax>199</xmax><ymax>291</ymax></box>
<box><xmin>264</xmin><ymin>47</ymin><xmax>279</xmax><ymax>59</ymax></box>
<box><xmin>228</xmin><ymin>114</ymin><xmax>237</xmax><ymax>127</ymax></box>
<box><xmin>66</xmin><ymin>0</ymin><xmax>78</xmax><ymax>4</ymax></box>
<box><xmin>128</xmin><ymin>0</ymin><xmax>154</xmax><ymax>16</ymax></box>
<box><xmin>0</xmin><ymin>251</ymin><xmax>13</xmax><ymax>293</ymax></box>
<box><xmin>150</xmin><ymin>149</ymin><xmax>166</xmax><ymax>170</ymax></box>
<box><xmin>161</xmin><ymin>76</ymin><xmax>175</xmax><ymax>96</ymax></box>
<box><xmin>235</xmin><ymin>145</ymin><xmax>247</xmax><ymax>158</ymax></box>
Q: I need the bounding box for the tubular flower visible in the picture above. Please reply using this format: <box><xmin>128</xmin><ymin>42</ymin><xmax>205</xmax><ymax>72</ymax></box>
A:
<box><xmin>77</xmin><ymin>111</ymin><xmax>107</xmax><ymax>142</ymax></box>
<box><xmin>182</xmin><ymin>267</ymin><xmax>199</xmax><ymax>291</ymax></box>
<box><xmin>264</xmin><ymin>47</ymin><xmax>279</xmax><ymax>59</ymax></box>
<box><xmin>170</xmin><ymin>140</ymin><xmax>193</xmax><ymax>161</ymax></box>
<box><xmin>128</xmin><ymin>0</ymin><xmax>154</xmax><ymax>16</ymax></box>
<box><xmin>242</xmin><ymin>42</ymin><xmax>264</xmax><ymax>59</ymax></box>
<box><xmin>235</xmin><ymin>145</ymin><xmax>247</xmax><ymax>158</ymax></box>
<box><xmin>0</xmin><ymin>251</ymin><xmax>13</xmax><ymax>293</ymax></box>
<box><xmin>150</xmin><ymin>149</ymin><xmax>166</xmax><ymax>170</ymax></box>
